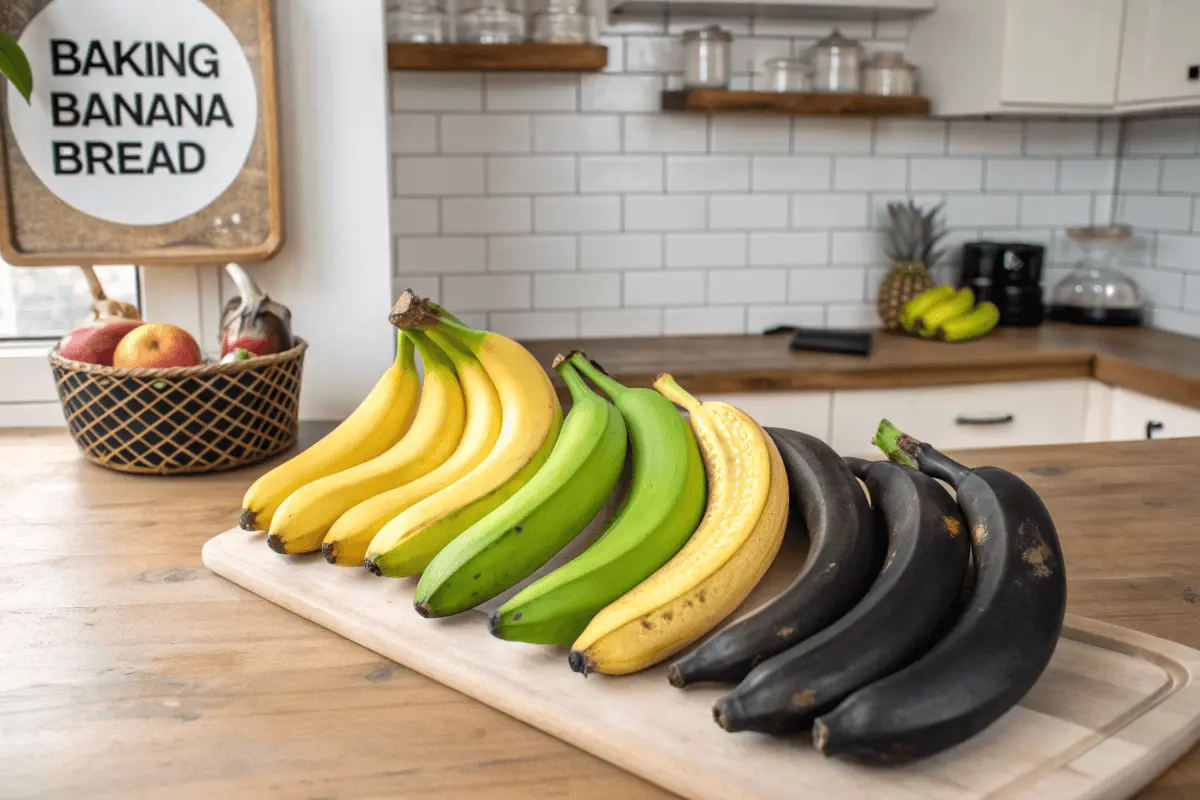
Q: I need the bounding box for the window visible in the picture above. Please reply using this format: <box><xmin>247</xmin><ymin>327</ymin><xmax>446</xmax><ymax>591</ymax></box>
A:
<box><xmin>0</xmin><ymin>262</ymin><xmax>140</xmax><ymax>340</ymax></box>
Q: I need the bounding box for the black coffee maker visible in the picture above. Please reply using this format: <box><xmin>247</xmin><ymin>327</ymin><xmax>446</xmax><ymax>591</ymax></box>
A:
<box><xmin>960</xmin><ymin>242</ymin><xmax>1045</xmax><ymax>327</ymax></box>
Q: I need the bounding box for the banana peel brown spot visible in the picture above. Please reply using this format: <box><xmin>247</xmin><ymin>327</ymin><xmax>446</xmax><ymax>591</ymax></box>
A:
<box><xmin>973</xmin><ymin>523</ymin><xmax>989</xmax><ymax>544</ymax></box>
<box><xmin>776</xmin><ymin>626</ymin><xmax>795</xmax><ymax>639</ymax></box>
<box><xmin>698</xmin><ymin>589</ymin><xmax>707</xmax><ymax>604</ymax></box>
<box><xmin>683</xmin><ymin>599</ymin><xmax>693</xmax><ymax>609</ymax></box>
<box><xmin>790</xmin><ymin>690</ymin><xmax>817</xmax><ymax>709</ymax></box>
<box><xmin>1018</xmin><ymin>518</ymin><xmax>1054</xmax><ymax>578</ymax></box>
<box><xmin>662</xmin><ymin>611</ymin><xmax>674</xmax><ymax>622</ymax></box>
<box><xmin>943</xmin><ymin>516</ymin><xmax>962</xmax><ymax>537</ymax></box>
<box><xmin>640</xmin><ymin>619</ymin><xmax>654</xmax><ymax>630</ymax></box>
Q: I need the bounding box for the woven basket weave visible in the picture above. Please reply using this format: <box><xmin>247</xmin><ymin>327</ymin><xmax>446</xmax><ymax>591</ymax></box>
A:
<box><xmin>49</xmin><ymin>339</ymin><xmax>307</xmax><ymax>475</ymax></box>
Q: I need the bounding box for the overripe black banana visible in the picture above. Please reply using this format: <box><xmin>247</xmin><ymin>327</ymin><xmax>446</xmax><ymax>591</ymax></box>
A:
<box><xmin>814</xmin><ymin>420</ymin><xmax>1067</xmax><ymax>764</ymax></box>
<box><xmin>668</xmin><ymin>428</ymin><xmax>877</xmax><ymax>687</ymax></box>
<box><xmin>714</xmin><ymin>458</ymin><xmax>970</xmax><ymax>735</ymax></box>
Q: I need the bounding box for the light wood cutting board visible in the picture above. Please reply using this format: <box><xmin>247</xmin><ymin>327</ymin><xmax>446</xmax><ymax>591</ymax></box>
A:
<box><xmin>203</xmin><ymin>527</ymin><xmax>1200</xmax><ymax>800</ymax></box>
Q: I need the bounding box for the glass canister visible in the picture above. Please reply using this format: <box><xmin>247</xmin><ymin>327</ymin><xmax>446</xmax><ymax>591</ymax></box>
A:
<box><xmin>808</xmin><ymin>29</ymin><xmax>862</xmax><ymax>93</ymax></box>
<box><xmin>388</xmin><ymin>1</ymin><xmax>449</xmax><ymax>44</ymax></box>
<box><xmin>682</xmin><ymin>26</ymin><xmax>732</xmax><ymax>90</ymax></box>
<box><xmin>863</xmin><ymin>51</ymin><xmax>917</xmax><ymax>96</ymax></box>
<box><xmin>458</xmin><ymin>0</ymin><xmax>525</xmax><ymax>44</ymax></box>
<box><xmin>531</xmin><ymin>0</ymin><xmax>596</xmax><ymax>43</ymax></box>
<box><xmin>764</xmin><ymin>58</ymin><xmax>811</xmax><ymax>93</ymax></box>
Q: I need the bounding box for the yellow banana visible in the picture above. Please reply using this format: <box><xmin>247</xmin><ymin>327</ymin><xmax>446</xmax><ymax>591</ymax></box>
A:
<box><xmin>322</xmin><ymin>329</ymin><xmax>501</xmax><ymax>566</ymax></box>
<box><xmin>239</xmin><ymin>332</ymin><xmax>420</xmax><ymax>532</ymax></box>
<box><xmin>569</xmin><ymin>374</ymin><xmax>788</xmax><ymax>676</ymax></box>
<box><xmin>364</xmin><ymin>292</ymin><xmax>562</xmax><ymax>577</ymax></box>
<box><xmin>266</xmin><ymin>332</ymin><xmax>465</xmax><ymax>555</ymax></box>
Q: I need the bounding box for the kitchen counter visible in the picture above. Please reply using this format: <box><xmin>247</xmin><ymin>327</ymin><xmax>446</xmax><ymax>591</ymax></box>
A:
<box><xmin>524</xmin><ymin>323</ymin><xmax>1200</xmax><ymax>410</ymax></box>
<box><xmin>4</xmin><ymin>427</ymin><xmax>1199</xmax><ymax>798</ymax></box>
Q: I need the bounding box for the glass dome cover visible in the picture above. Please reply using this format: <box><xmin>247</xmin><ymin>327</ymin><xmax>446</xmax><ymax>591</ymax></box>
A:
<box><xmin>1048</xmin><ymin>225</ymin><xmax>1144</xmax><ymax>326</ymax></box>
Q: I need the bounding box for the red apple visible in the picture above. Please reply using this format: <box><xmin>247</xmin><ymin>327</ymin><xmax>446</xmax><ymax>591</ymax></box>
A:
<box><xmin>58</xmin><ymin>319</ymin><xmax>143</xmax><ymax>366</ymax></box>
<box><xmin>112</xmin><ymin>324</ymin><xmax>203</xmax><ymax>369</ymax></box>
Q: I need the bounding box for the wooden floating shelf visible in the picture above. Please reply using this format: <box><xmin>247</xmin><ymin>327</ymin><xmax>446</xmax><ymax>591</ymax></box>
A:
<box><xmin>661</xmin><ymin>90</ymin><xmax>931</xmax><ymax>116</ymax></box>
<box><xmin>388</xmin><ymin>43</ymin><xmax>607</xmax><ymax>72</ymax></box>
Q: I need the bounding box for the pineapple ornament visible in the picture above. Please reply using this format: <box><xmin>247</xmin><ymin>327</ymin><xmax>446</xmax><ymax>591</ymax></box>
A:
<box><xmin>877</xmin><ymin>200</ymin><xmax>948</xmax><ymax>330</ymax></box>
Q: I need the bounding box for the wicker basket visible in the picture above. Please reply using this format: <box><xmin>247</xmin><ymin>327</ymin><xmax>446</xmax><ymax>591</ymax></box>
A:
<box><xmin>49</xmin><ymin>340</ymin><xmax>307</xmax><ymax>475</ymax></box>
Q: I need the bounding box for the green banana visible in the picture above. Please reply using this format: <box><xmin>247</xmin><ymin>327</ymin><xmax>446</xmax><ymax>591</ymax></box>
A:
<box><xmin>414</xmin><ymin>358</ymin><xmax>628</xmax><ymax>618</ymax></box>
<box><xmin>899</xmin><ymin>285</ymin><xmax>954</xmax><ymax>332</ymax></box>
<box><xmin>916</xmin><ymin>287</ymin><xmax>974</xmax><ymax>337</ymax></box>
<box><xmin>488</xmin><ymin>352</ymin><xmax>707</xmax><ymax>646</ymax></box>
<box><xmin>939</xmin><ymin>301</ymin><xmax>1000</xmax><ymax>342</ymax></box>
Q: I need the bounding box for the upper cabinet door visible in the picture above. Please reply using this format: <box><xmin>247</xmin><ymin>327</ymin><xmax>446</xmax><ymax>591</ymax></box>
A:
<box><xmin>999</xmin><ymin>0</ymin><xmax>1124</xmax><ymax>107</ymax></box>
<box><xmin>1118</xmin><ymin>0</ymin><xmax>1200</xmax><ymax>107</ymax></box>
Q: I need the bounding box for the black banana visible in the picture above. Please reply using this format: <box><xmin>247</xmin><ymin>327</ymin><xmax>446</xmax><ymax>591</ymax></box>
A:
<box><xmin>814</xmin><ymin>420</ymin><xmax>1067</xmax><ymax>764</ymax></box>
<box><xmin>713</xmin><ymin>458</ymin><xmax>970</xmax><ymax>735</ymax></box>
<box><xmin>667</xmin><ymin>428</ymin><xmax>877</xmax><ymax>687</ymax></box>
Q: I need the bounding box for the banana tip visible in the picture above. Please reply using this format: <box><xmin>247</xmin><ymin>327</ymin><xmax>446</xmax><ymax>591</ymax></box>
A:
<box><xmin>666</xmin><ymin>662</ymin><xmax>687</xmax><ymax>688</ymax></box>
<box><xmin>363</xmin><ymin>558</ymin><xmax>383</xmax><ymax>576</ymax></box>
<box><xmin>321</xmin><ymin>542</ymin><xmax>337</xmax><ymax>564</ymax></box>
<box><xmin>567</xmin><ymin>650</ymin><xmax>590</xmax><ymax>677</ymax></box>
<box><xmin>414</xmin><ymin>602</ymin><xmax>431</xmax><ymax>619</ymax></box>
<box><xmin>239</xmin><ymin>508</ymin><xmax>258</xmax><ymax>531</ymax></box>
<box><xmin>265</xmin><ymin>533</ymin><xmax>287</xmax><ymax>554</ymax></box>
<box><xmin>813</xmin><ymin>719</ymin><xmax>830</xmax><ymax>754</ymax></box>
<box><xmin>713</xmin><ymin>705</ymin><xmax>734</xmax><ymax>732</ymax></box>
<box><xmin>486</xmin><ymin>611</ymin><xmax>501</xmax><ymax>637</ymax></box>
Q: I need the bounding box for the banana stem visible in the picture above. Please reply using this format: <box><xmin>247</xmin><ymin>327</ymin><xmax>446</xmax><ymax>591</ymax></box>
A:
<box><xmin>555</xmin><ymin>360</ymin><xmax>592</xmax><ymax>405</ymax></box>
<box><xmin>395</xmin><ymin>330</ymin><xmax>416</xmax><ymax>369</ymax></box>
<box><xmin>409</xmin><ymin>330</ymin><xmax>455</xmax><ymax>376</ymax></box>
<box><xmin>874</xmin><ymin>419</ymin><xmax>971</xmax><ymax>486</ymax></box>
<box><xmin>389</xmin><ymin>289</ymin><xmax>486</xmax><ymax>349</ymax></box>
<box><xmin>651</xmin><ymin>373</ymin><xmax>699</xmax><ymax>411</ymax></box>
<box><xmin>567</xmin><ymin>351</ymin><xmax>626</xmax><ymax>400</ymax></box>
<box><xmin>873</xmin><ymin>419</ymin><xmax>917</xmax><ymax>468</ymax></box>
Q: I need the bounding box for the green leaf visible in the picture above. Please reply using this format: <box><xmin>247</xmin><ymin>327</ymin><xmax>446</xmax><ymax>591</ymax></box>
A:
<box><xmin>0</xmin><ymin>34</ymin><xmax>33</xmax><ymax>103</ymax></box>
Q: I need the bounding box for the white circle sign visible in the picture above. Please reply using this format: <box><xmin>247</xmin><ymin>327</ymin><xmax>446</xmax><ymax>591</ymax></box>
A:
<box><xmin>7</xmin><ymin>0</ymin><xmax>258</xmax><ymax>226</ymax></box>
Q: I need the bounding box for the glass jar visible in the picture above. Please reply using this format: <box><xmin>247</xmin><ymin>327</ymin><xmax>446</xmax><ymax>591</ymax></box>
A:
<box><xmin>531</xmin><ymin>0</ymin><xmax>595</xmax><ymax>43</ymax></box>
<box><xmin>764</xmin><ymin>58</ymin><xmax>811</xmax><ymax>93</ymax></box>
<box><xmin>863</xmin><ymin>51</ymin><xmax>917</xmax><ymax>96</ymax></box>
<box><xmin>682</xmin><ymin>26</ymin><xmax>732</xmax><ymax>90</ymax></box>
<box><xmin>388</xmin><ymin>1</ymin><xmax>449</xmax><ymax>44</ymax></box>
<box><xmin>458</xmin><ymin>0</ymin><xmax>525</xmax><ymax>44</ymax></box>
<box><xmin>808</xmin><ymin>29</ymin><xmax>862</xmax><ymax>93</ymax></box>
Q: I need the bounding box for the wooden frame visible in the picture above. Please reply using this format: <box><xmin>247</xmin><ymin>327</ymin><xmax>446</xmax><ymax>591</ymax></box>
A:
<box><xmin>0</xmin><ymin>0</ymin><xmax>284</xmax><ymax>266</ymax></box>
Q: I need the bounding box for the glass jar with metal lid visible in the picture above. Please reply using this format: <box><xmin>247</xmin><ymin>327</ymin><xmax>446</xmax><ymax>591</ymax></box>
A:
<box><xmin>807</xmin><ymin>29</ymin><xmax>862</xmax><ymax>93</ymax></box>
<box><xmin>863</xmin><ymin>51</ymin><xmax>918</xmax><ymax>96</ymax></box>
<box><xmin>682</xmin><ymin>26</ymin><xmax>732</xmax><ymax>89</ymax></box>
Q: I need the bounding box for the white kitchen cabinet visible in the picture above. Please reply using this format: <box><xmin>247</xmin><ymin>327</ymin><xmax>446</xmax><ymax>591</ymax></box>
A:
<box><xmin>698</xmin><ymin>391</ymin><xmax>832</xmax><ymax>441</ymax></box>
<box><xmin>1116</xmin><ymin>0</ymin><xmax>1200</xmax><ymax>110</ymax></box>
<box><xmin>829</xmin><ymin>380</ymin><xmax>1090</xmax><ymax>457</ymax></box>
<box><xmin>1108</xmin><ymin>388</ymin><xmax>1200</xmax><ymax>441</ymax></box>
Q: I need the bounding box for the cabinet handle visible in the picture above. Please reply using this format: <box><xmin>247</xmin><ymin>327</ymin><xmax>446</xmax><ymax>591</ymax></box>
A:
<box><xmin>955</xmin><ymin>414</ymin><xmax>1014</xmax><ymax>426</ymax></box>
<box><xmin>1146</xmin><ymin>420</ymin><xmax>1164</xmax><ymax>440</ymax></box>
<box><xmin>1189</xmin><ymin>65</ymin><xmax>1199</xmax><ymax>81</ymax></box>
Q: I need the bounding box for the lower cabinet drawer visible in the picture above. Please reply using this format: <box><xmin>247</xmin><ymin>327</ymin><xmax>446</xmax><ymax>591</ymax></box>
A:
<box><xmin>830</xmin><ymin>380</ymin><xmax>1089</xmax><ymax>458</ymax></box>
<box><xmin>698</xmin><ymin>391</ymin><xmax>832</xmax><ymax>441</ymax></box>
<box><xmin>1109</xmin><ymin>388</ymin><xmax>1200</xmax><ymax>441</ymax></box>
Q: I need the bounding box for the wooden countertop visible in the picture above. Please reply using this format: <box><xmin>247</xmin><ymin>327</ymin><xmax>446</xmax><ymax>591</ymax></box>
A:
<box><xmin>4</xmin><ymin>427</ymin><xmax>1199</xmax><ymax>798</ymax></box>
<box><xmin>524</xmin><ymin>323</ymin><xmax>1200</xmax><ymax>410</ymax></box>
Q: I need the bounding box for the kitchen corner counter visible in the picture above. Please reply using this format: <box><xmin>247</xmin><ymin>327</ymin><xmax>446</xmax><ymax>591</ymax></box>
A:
<box><xmin>524</xmin><ymin>323</ymin><xmax>1200</xmax><ymax>410</ymax></box>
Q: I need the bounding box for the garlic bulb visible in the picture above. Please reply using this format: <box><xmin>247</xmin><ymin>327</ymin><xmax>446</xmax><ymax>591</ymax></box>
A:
<box><xmin>220</xmin><ymin>263</ymin><xmax>294</xmax><ymax>357</ymax></box>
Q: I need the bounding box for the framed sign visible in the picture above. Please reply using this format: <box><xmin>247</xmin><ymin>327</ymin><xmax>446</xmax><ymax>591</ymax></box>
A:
<box><xmin>0</xmin><ymin>0</ymin><xmax>282</xmax><ymax>266</ymax></box>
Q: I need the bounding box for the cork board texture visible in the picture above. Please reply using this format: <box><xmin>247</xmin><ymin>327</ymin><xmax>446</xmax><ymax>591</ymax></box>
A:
<box><xmin>0</xmin><ymin>0</ymin><xmax>282</xmax><ymax>266</ymax></box>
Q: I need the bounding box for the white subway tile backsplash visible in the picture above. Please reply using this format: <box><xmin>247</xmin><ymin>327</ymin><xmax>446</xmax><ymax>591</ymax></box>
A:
<box><xmin>874</xmin><ymin>119</ymin><xmax>947</xmax><ymax>155</ymax></box>
<box><xmin>625</xmin><ymin>36</ymin><xmax>682</xmax><ymax>73</ymax></box>
<box><xmin>947</xmin><ymin>121</ymin><xmax>1023</xmax><ymax>155</ymax></box>
<box><xmin>709</xmin><ymin>268</ymin><xmax>787</xmax><ymax>304</ymax></box>
<box><xmin>1161</xmin><ymin>158</ymin><xmax>1200</xmax><ymax>193</ymax></box>
<box><xmin>625</xmin><ymin>195</ymin><xmax>707</xmax><ymax>231</ymax></box>
<box><xmin>580</xmin><ymin>234</ymin><xmax>663</xmax><ymax>270</ymax></box>
<box><xmin>535</xmin><ymin>273</ymin><xmax>620</xmax><ymax>309</ymax></box>
<box><xmin>625</xmin><ymin>270</ymin><xmax>706</xmax><ymax>306</ymax></box>
<box><xmin>789</xmin><ymin>267</ymin><xmax>866</xmax><ymax>303</ymax></box>
<box><xmin>709</xmin><ymin>195</ymin><xmax>789</xmax><ymax>230</ymax></box>
<box><xmin>1194</xmin><ymin>201</ymin><xmax>1200</xmax><ymax>233</ymax></box>
<box><xmin>831</xmin><ymin>231</ymin><xmax>884</xmax><ymax>265</ymax></box>
<box><xmin>488</xmin><ymin>156</ymin><xmax>576</xmax><ymax>195</ymax></box>
<box><xmin>441</xmin><ymin>114</ymin><xmax>531</xmax><ymax>153</ymax></box>
<box><xmin>792</xmin><ymin>119</ymin><xmax>873</xmax><ymax>154</ymax></box>
<box><xmin>392</xmin><ymin>199</ymin><xmax>440</xmax><ymax>235</ymax></box>
<box><xmin>396</xmin><ymin>236</ymin><xmax>486</xmax><ymax>274</ymax></box>
<box><xmin>667</xmin><ymin>156</ymin><xmax>751</xmax><ymax>192</ymax></box>
<box><xmin>489</xmin><ymin>310</ymin><xmax>579</xmax><ymax>340</ymax></box>
<box><xmin>666</xmin><ymin>233</ymin><xmax>747</xmax><ymax>268</ymax></box>
<box><xmin>751</xmin><ymin>156</ymin><xmax>831</xmax><ymax>191</ymax></box>
<box><xmin>985</xmin><ymin>159</ymin><xmax>1057</xmax><ymax>191</ymax></box>
<box><xmin>443</xmin><ymin>197</ymin><xmax>532</xmax><ymax>234</ymax></box>
<box><xmin>746</xmin><ymin>305</ymin><xmax>824</xmax><ymax>331</ymax></box>
<box><xmin>1123</xmin><ymin>266</ymin><xmax>1186</xmax><ymax>310</ymax></box>
<box><xmin>943</xmin><ymin>194</ymin><xmax>1019</xmax><ymax>228</ymax></box>
<box><xmin>750</xmin><ymin>232</ymin><xmax>829</xmax><ymax>266</ymax></box>
<box><xmin>711</xmin><ymin>117</ymin><xmax>791</xmax><ymax>153</ymax></box>
<box><xmin>1020</xmin><ymin>194</ymin><xmax>1092</xmax><ymax>227</ymax></box>
<box><xmin>826</xmin><ymin>303</ymin><xmax>879</xmax><ymax>329</ymax></box>
<box><xmin>400</xmin><ymin>274</ymin><xmax>441</xmax><ymax>304</ymax></box>
<box><xmin>1119</xmin><ymin>195</ymin><xmax>1194</xmax><ymax>233</ymax></box>
<box><xmin>535</xmin><ymin>195</ymin><xmax>621</xmax><ymax>232</ymax></box>
<box><xmin>664</xmin><ymin>306</ymin><xmax>746</xmax><ymax>335</ymax></box>
<box><xmin>395</xmin><ymin>157</ymin><xmax>484</xmax><ymax>196</ymax></box>
<box><xmin>391</xmin><ymin>114</ymin><xmax>437</xmax><ymax>153</ymax></box>
<box><xmin>581</xmin><ymin>74</ymin><xmax>664</xmax><ymax>112</ymax></box>
<box><xmin>603</xmin><ymin>10</ymin><xmax>666</xmax><ymax>35</ymax></box>
<box><xmin>1099</xmin><ymin>119</ymin><xmax>1122</xmax><ymax>156</ymax></box>
<box><xmin>624</xmin><ymin>114</ymin><xmax>708</xmax><ymax>153</ymax></box>
<box><xmin>580</xmin><ymin>156</ymin><xmax>664</xmax><ymax>193</ymax></box>
<box><xmin>792</xmin><ymin>194</ymin><xmax>869</xmax><ymax>228</ymax></box>
<box><xmin>1024</xmin><ymin>121</ymin><xmax>1099</xmax><ymax>156</ymax></box>
<box><xmin>1117</xmin><ymin>158</ymin><xmax>1162</xmax><ymax>193</ymax></box>
<box><xmin>1124</xmin><ymin>117</ymin><xmax>1200</xmax><ymax>156</ymax></box>
<box><xmin>488</xmin><ymin>236</ymin><xmax>576</xmax><ymax>272</ymax></box>
<box><xmin>1059</xmin><ymin>158</ymin><xmax>1117</xmax><ymax>192</ymax></box>
<box><xmin>534</xmin><ymin>115</ymin><xmax>621</xmax><ymax>153</ymax></box>
<box><xmin>444</xmin><ymin>274</ymin><xmax>531</xmax><ymax>311</ymax></box>
<box><xmin>833</xmin><ymin>157</ymin><xmax>907</xmax><ymax>191</ymax></box>
<box><xmin>392</xmin><ymin>73</ymin><xmax>482</xmax><ymax>111</ymax></box>
<box><xmin>730</xmin><ymin>37</ymin><xmax>791</xmax><ymax>76</ymax></box>
<box><xmin>1185</xmin><ymin>275</ymin><xmax>1200</xmax><ymax>313</ymax></box>
<box><xmin>580</xmin><ymin>308</ymin><xmax>664</xmax><ymax>337</ymax></box>
<box><xmin>485</xmin><ymin>74</ymin><xmax>578</xmax><ymax>111</ymax></box>
<box><xmin>1155</xmin><ymin>234</ymin><xmax>1200</xmax><ymax>272</ymax></box>
<box><xmin>910</xmin><ymin>158</ymin><xmax>983</xmax><ymax>191</ymax></box>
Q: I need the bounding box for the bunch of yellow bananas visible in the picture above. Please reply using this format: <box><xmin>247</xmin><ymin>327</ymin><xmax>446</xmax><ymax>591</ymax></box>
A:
<box><xmin>898</xmin><ymin>286</ymin><xmax>1000</xmax><ymax>342</ymax></box>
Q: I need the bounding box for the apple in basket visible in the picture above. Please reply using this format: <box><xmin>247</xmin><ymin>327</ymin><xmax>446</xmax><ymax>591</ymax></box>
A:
<box><xmin>112</xmin><ymin>324</ymin><xmax>203</xmax><ymax>369</ymax></box>
<box><xmin>57</xmin><ymin>319</ymin><xmax>143</xmax><ymax>366</ymax></box>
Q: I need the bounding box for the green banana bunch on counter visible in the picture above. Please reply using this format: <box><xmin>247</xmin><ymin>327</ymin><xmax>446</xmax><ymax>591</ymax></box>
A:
<box><xmin>899</xmin><ymin>286</ymin><xmax>1000</xmax><ymax>342</ymax></box>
